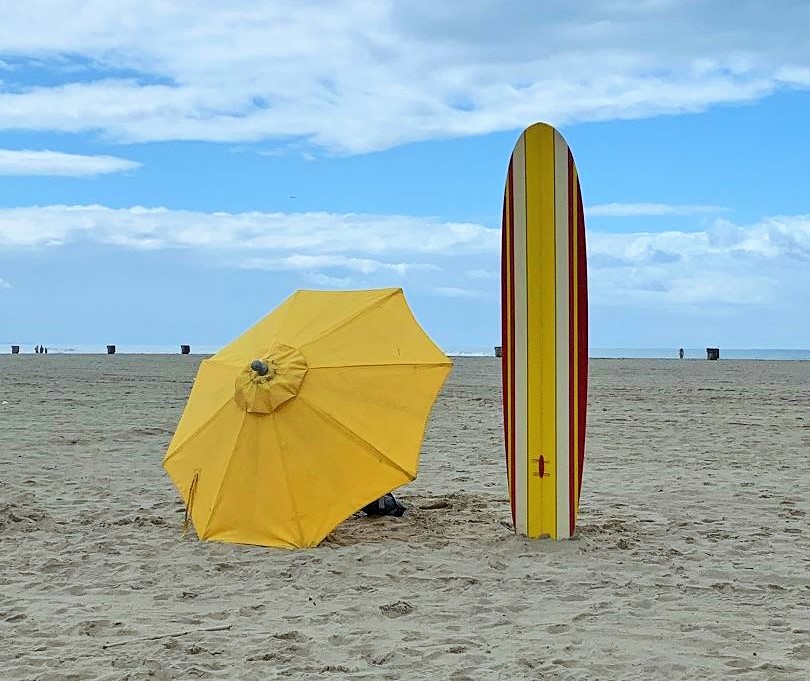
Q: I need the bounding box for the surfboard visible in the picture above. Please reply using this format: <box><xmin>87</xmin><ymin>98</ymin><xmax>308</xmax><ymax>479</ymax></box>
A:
<box><xmin>501</xmin><ymin>122</ymin><xmax>588</xmax><ymax>540</ymax></box>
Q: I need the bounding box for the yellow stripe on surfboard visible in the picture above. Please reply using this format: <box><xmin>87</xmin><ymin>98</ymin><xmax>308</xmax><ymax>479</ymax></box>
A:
<box><xmin>524</xmin><ymin>124</ymin><xmax>557</xmax><ymax>538</ymax></box>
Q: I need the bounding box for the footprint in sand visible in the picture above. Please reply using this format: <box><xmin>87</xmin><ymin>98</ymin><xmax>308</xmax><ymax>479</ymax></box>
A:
<box><xmin>546</xmin><ymin>624</ymin><xmax>570</xmax><ymax>634</ymax></box>
<box><xmin>789</xmin><ymin>643</ymin><xmax>810</xmax><ymax>660</ymax></box>
<box><xmin>379</xmin><ymin>600</ymin><xmax>414</xmax><ymax>617</ymax></box>
<box><xmin>76</xmin><ymin>619</ymin><xmax>110</xmax><ymax>636</ymax></box>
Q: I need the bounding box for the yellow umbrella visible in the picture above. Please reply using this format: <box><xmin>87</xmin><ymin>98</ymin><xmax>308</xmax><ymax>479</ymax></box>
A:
<box><xmin>163</xmin><ymin>288</ymin><xmax>452</xmax><ymax>549</ymax></box>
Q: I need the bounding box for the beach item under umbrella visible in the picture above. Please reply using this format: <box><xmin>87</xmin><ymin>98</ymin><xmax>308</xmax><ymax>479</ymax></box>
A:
<box><xmin>163</xmin><ymin>288</ymin><xmax>452</xmax><ymax>549</ymax></box>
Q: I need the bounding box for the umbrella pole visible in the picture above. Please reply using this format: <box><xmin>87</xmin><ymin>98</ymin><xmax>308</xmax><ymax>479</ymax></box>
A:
<box><xmin>182</xmin><ymin>470</ymin><xmax>200</xmax><ymax>536</ymax></box>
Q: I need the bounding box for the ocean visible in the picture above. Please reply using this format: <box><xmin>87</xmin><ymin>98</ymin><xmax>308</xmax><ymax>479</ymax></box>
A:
<box><xmin>5</xmin><ymin>343</ymin><xmax>810</xmax><ymax>360</ymax></box>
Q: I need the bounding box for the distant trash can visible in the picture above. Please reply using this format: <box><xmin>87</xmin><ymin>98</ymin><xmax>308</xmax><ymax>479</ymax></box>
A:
<box><xmin>706</xmin><ymin>347</ymin><xmax>720</xmax><ymax>360</ymax></box>
<box><xmin>11</xmin><ymin>345</ymin><xmax>20</xmax><ymax>354</ymax></box>
<box><xmin>180</xmin><ymin>344</ymin><xmax>191</xmax><ymax>355</ymax></box>
<box><xmin>494</xmin><ymin>345</ymin><xmax>503</xmax><ymax>358</ymax></box>
<box><xmin>107</xmin><ymin>345</ymin><xmax>116</xmax><ymax>355</ymax></box>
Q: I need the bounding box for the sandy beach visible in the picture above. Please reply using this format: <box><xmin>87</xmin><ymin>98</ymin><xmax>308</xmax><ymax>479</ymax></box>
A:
<box><xmin>1</xmin><ymin>355</ymin><xmax>809</xmax><ymax>680</ymax></box>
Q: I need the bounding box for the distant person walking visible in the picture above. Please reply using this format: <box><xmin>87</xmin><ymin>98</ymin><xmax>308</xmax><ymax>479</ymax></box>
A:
<box><xmin>678</xmin><ymin>348</ymin><xmax>684</xmax><ymax>359</ymax></box>
<box><xmin>34</xmin><ymin>345</ymin><xmax>40</xmax><ymax>354</ymax></box>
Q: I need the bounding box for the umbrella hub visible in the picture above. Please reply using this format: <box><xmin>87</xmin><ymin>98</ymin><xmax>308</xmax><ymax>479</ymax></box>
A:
<box><xmin>234</xmin><ymin>344</ymin><xmax>308</xmax><ymax>414</ymax></box>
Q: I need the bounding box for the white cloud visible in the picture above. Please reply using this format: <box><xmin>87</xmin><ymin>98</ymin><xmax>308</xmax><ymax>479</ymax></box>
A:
<box><xmin>432</xmin><ymin>286</ymin><xmax>491</xmax><ymax>300</ymax></box>
<box><xmin>240</xmin><ymin>254</ymin><xmax>437</xmax><ymax>276</ymax></box>
<box><xmin>588</xmin><ymin>215</ymin><xmax>810</xmax><ymax>306</ymax></box>
<box><xmin>304</xmin><ymin>272</ymin><xmax>352</xmax><ymax>288</ymax></box>
<box><xmin>587</xmin><ymin>203</ymin><xmax>726</xmax><ymax>217</ymax></box>
<box><xmin>0</xmin><ymin>149</ymin><xmax>140</xmax><ymax>176</ymax></box>
<box><xmin>0</xmin><ymin>2</ymin><xmax>809</xmax><ymax>152</ymax></box>
<box><xmin>465</xmin><ymin>269</ymin><xmax>496</xmax><ymax>280</ymax></box>
<box><xmin>2</xmin><ymin>202</ymin><xmax>809</xmax><ymax>309</ymax></box>
<box><xmin>0</xmin><ymin>278</ymin><xmax>10</xmax><ymax>289</ymax></box>
<box><xmin>0</xmin><ymin>205</ymin><xmax>498</xmax><ymax>254</ymax></box>
<box><xmin>0</xmin><ymin>203</ymin><xmax>496</xmax><ymax>292</ymax></box>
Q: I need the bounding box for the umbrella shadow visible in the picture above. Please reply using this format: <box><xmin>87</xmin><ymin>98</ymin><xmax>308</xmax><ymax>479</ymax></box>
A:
<box><xmin>321</xmin><ymin>492</ymin><xmax>510</xmax><ymax>548</ymax></box>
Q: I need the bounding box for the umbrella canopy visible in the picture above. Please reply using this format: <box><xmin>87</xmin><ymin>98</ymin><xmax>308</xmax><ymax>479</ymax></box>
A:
<box><xmin>163</xmin><ymin>288</ymin><xmax>452</xmax><ymax>548</ymax></box>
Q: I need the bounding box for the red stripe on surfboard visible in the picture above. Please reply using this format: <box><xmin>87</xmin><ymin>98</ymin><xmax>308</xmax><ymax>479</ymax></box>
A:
<box><xmin>508</xmin><ymin>164</ymin><xmax>517</xmax><ymax>528</ymax></box>
<box><xmin>500</xmin><ymin>166</ymin><xmax>508</xmax><ymax>512</ymax></box>
<box><xmin>501</xmin><ymin>160</ymin><xmax>517</xmax><ymax>527</ymax></box>
<box><xmin>575</xmin><ymin>170</ymin><xmax>588</xmax><ymax>507</ymax></box>
<box><xmin>568</xmin><ymin>151</ymin><xmax>576</xmax><ymax>537</ymax></box>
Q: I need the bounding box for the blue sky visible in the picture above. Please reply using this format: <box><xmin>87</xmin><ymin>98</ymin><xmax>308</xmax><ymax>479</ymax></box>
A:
<box><xmin>2</xmin><ymin>1</ymin><xmax>810</xmax><ymax>352</ymax></box>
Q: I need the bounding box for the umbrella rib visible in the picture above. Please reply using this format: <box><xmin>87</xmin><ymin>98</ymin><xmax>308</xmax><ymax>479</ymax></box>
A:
<box><xmin>163</xmin><ymin>396</ymin><xmax>235</xmax><ymax>464</ymax></box>
<box><xmin>203</xmin><ymin>409</ymin><xmax>248</xmax><ymax>539</ymax></box>
<box><xmin>203</xmin><ymin>356</ymin><xmax>250</xmax><ymax>371</ymax></box>
<box><xmin>298</xmin><ymin>396</ymin><xmax>417</xmax><ymax>482</ymax></box>
<box><xmin>307</xmin><ymin>361</ymin><xmax>453</xmax><ymax>370</ymax></box>
<box><xmin>298</xmin><ymin>288</ymin><xmax>399</xmax><ymax>352</ymax></box>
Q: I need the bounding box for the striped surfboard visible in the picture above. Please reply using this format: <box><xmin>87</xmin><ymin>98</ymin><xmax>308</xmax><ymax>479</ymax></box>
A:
<box><xmin>501</xmin><ymin>122</ymin><xmax>588</xmax><ymax>540</ymax></box>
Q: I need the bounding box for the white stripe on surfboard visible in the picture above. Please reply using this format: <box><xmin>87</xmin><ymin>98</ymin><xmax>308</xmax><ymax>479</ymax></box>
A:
<box><xmin>553</xmin><ymin>131</ymin><xmax>571</xmax><ymax>539</ymax></box>
<box><xmin>512</xmin><ymin>135</ymin><xmax>529</xmax><ymax>537</ymax></box>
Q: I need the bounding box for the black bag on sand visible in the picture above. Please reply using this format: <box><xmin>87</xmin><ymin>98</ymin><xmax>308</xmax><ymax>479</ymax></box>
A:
<box><xmin>362</xmin><ymin>494</ymin><xmax>406</xmax><ymax>517</ymax></box>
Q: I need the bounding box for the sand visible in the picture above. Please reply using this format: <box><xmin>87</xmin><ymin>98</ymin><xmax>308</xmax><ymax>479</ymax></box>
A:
<box><xmin>1</xmin><ymin>355</ymin><xmax>809</xmax><ymax>680</ymax></box>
